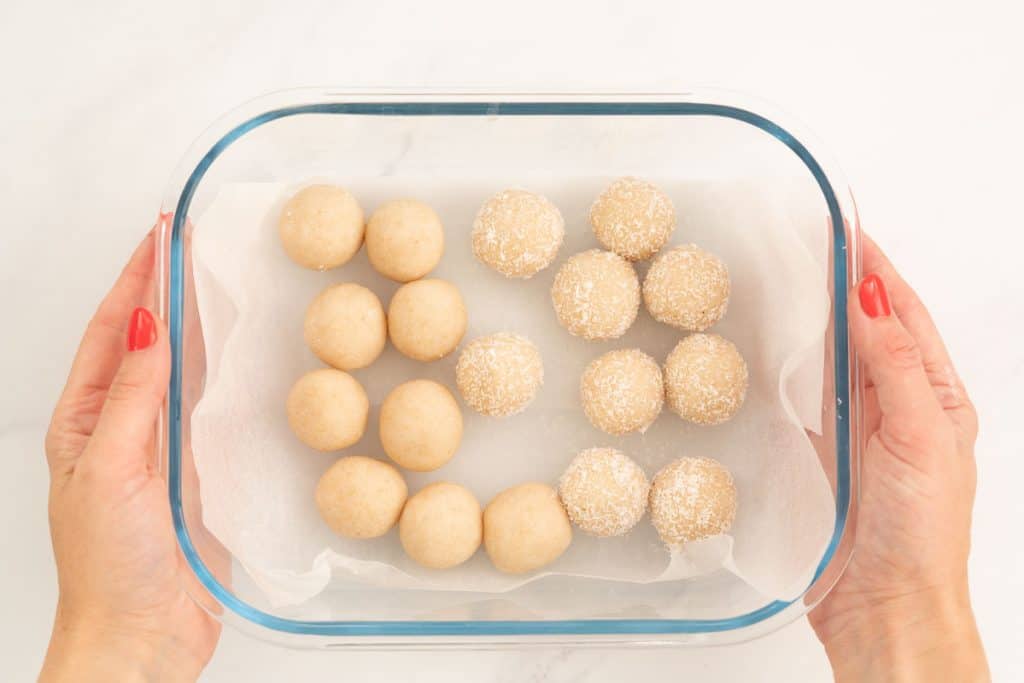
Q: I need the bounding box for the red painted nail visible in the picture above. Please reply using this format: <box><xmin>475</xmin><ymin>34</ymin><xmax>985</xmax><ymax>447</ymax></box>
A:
<box><xmin>127</xmin><ymin>307</ymin><xmax>156</xmax><ymax>351</ymax></box>
<box><xmin>858</xmin><ymin>273</ymin><xmax>891</xmax><ymax>318</ymax></box>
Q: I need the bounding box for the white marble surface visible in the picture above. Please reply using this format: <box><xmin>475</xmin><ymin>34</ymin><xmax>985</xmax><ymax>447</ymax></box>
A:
<box><xmin>1</xmin><ymin>1</ymin><xmax>1022</xmax><ymax>680</ymax></box>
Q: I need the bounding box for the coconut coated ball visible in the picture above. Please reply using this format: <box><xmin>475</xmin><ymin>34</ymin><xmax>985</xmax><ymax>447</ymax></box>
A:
<box><xmin>483</xmin><ymin>483</ymin><xmax>572</xmax><ymax>574</ymax></box>
<box><xmin>315</xmin><ymin>456</ymin><xmax>408</xmax><ymax>539</ymax></box>
<box><xmin>455</xmin><ymin>333</ymin><xmax>543</xmax><ymax>417</ymax></box>
<box><xmin>380</xmin><ymin>380</ymin><xmax>463</xmax><ymax>472</ymax></box>
<box><xmin>558</xmin><ymin>447</ymin><xmax>649</xmax><ymax>537</ymax></box>
<box><xmin>472</xmin><ymin>189</ymin><xmax>565</xmax><ymax>278</ymax></box>
<box><xmin>278</xmin><ymin>184</ymin><xmax>364</xmax><ymax>270</ymax></box>
<box><xmin>649</xmin><ymin>456</ymin><xmax>737</xmax><ymax>547</ymax></box>
<box><xmin>590</xmin><ymin>177</ymin><xmax>675</xmax><ymax>261</ymax></box>
<box><xmin>387</xmin><ymin>279</ymin><xmax>467</xmax><ymax>361</ymax></box>
<box><xmin>303</xmin><ymin>283</ymin><xmax>386</xmax><ymax>370</ymax></box>
<box><xmin>643</xmin><ymin>244</ymin><xmax>730</xmax><ymax>332</ymax></box>
<box><xmin>399</xmin><ymin>482</ymin><xmax>482</xmax><ymax>569</ymax></box>
<box><xmin>366</xmin><ymin>199</ymin><xmax>444</xmax><ymax>282</ymax></box>
<box><xmin>580</xmin><ymin>349</ymin><xmax>664</xmax><ymax>435</ymax></box>
<box><xmin>286</xmin><ymin>369</ymin><xmax>368</xmax><ymax>451</ymax></box>
<box><xmin>550</xmin><ymin>249</ymin><xmax>640</xmax><ymax>340</ymax></box>
<box><xmin>664</xmin><ymin>333</ymin><xmax>748</xmax><ymax>426</ymax></box>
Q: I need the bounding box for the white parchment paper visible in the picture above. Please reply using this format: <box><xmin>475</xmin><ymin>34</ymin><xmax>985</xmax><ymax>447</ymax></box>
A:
<box><xmin>191</xmin><ymin>178</ymin><xmax>835</xmax><ymax>609</ymax></box>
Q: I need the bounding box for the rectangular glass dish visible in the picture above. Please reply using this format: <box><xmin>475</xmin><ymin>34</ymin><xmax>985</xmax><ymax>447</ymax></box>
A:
<box><xmin>157</xmin><ymin>90</ymin><xmax>862</xmax><ymax>648</ymax></box>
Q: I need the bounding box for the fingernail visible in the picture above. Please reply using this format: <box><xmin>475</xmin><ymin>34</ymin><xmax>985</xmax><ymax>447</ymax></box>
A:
<box><xmin>127</xmin><ymin>307</ymin><xmax>156</xmax><ymax>351</ymax></box>
<box><xmin>858</xmin><ymin>273</ymin><xmax>891</xmax><ymax>318</ymax></box>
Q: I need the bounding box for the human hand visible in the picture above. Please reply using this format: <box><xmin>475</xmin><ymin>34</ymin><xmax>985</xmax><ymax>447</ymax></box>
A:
<box><xmin>809</xmin><ymin>234</ymin><xmax>988</xmax><ymax>681</ymax></box>
<box><xmin>40</xmin><ymin>231</ymin><xmax>219</xmax><ymax>682</ymax></box>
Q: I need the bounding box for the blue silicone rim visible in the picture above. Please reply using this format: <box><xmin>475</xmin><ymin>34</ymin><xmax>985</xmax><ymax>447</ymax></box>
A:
<box><xmin>169</xmin><ymin>101</ymin><xmax>850</xmax><ymax>637</ymax></box>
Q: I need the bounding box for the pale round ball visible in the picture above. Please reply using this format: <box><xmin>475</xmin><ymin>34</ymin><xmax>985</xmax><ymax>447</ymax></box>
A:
<box><xmin>643</xmin><ymin>244</ymin><xmax>730</xmax><ymax>331</ymax></box>
<box><xmin>380</xmin><ymin>380</ymin><xmax>463</xmax><ymax>472</ymax></box>
<box><xmin>558</xmin><ymin>448</ymin><xmax>649</xmax><ymax>537</ymax></box>
<box><xmin>472</xmin><ymin>189</ymin><xmax>565</xmax><ymax>278</ymax></box>
<box><xmin>399</xmin><ymin>482</ymin><xmax>482</xmax><ymax>569</ymax></box>
<box><xmin>664</xmin><ymin>333</ymin><xmax>748</xmax><ymax>425</ymax></box>
<box><xmin>286</xmin><ymin>369</ymin><xmax>368</xmax><ymax>451</ymax></box>
<box><xmin>278</xmin><ymin>184</ymin><xmax>364</xmax><ymax>270</ymax></box>
<box><xmin>580</xmin><ymin>349</ymin><xmax>664</xmax><ymax>435</ymax></box>
<box><xmin>315</xmin><ymin>456</ymin><xmax>408</xmax><ymax>539</ymax></box>
<box><xmin>366</xmin><ymin>199</ymin><xmax>444</xmax><ymax>282</ymax></box>
<box><xmin>303</xmin><ymin>283</ymin><xmax>386</xmax><ymax>370</ymax></box>
<box><xmin>483</xmin><ymin>483</ymin><xmax>572</xmax><ymax>574</ymax></box>
<box><xmin>649</xmin><ymin>456</ymin><xmax>737</xmax><ymax>547</ymax></box>
<box><xmin>550</xmin><ymin>249</ymin><xmax>640</xmax><ymax>340</ymax></box>
<box><xmin>455</xmin><ymin>333</ymin><xmax>543</xmax><ymax>417</ymax></box>
<box><xmin>387</xmin><ymin>279</ymin><xmax>467</xmax><ymax>361</ymax></box>
<box><xmin>590</xmin><ymin>177</ymin><xmax>675</xmax><ymax>261</ymax></box>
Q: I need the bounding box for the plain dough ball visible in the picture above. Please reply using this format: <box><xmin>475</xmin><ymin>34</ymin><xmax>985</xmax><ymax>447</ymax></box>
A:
<box><xmin>649</xmin><ymin>456</ymin><xmax>737</xmax><ymax>547</ymax></box>
<box><xmin>387</xmin><ymin>279</ymin><xmax>467</xmax><ymax>361</ymax></box>
<box><xmin>315</xmin><ymin>456</ymin><xmax>408</xmax><ymax>539</ymax></box>
<box><xmin>483</xmin><ymin>483</ymin><xmax>572</xmax><ymax>574</ymax></box>
<box><xmin>399</xmin><ymin>482</ymin><xmax>482</xmax><ymax>569</ymax></box>
<box><xmin>366</xmin><ymin>199</ymin><xmax>444</xmax><ymax>282</ymax></box>
<box><xmin>643</xmin><ymin>244</ymin><xmax>730</xmax><ymax>331</ymax></box>
<box><xmin>380</xmin><ymin>380</ymin><xmax>463</xmax><ymax>472</ymax></box>
<box><xmin>303</xmin><ymin>283</ymin><xmax>386</xmax><ymax>370</ymax></box>
<box><xmin>472</xmin><ymin>189</ymin><xmax>565</xmax><ymax>278</ymax></box>
<box><xmin>286</xmin><ymin>369</ymin><xmax>368</xmax><ymax>451</ymax></box>
<box><xmin>455</xmin><ymin>333</ymin><xmax>543</xmax><ymax>417</ymax></box>
<box><xmin>590</xmin><ymin>177</ymin><xmax>675</xmax><ymax>261</ymax></box>
<box><xmin>558</xmin><ymin>448</ymin><xmax>649</xmax><ymax>537</ymax></box>
<box><xmin>550</xmin><ymin>249</ymin><xmax>640</xmax><ymax>340</ymax></box>
<box><xmin>580</xmin><ymin>349</ymin><xmax>664</xmax><ymax>435</ymax></box>
<box><xmin>278</xmin><ymin>184</ymin><xmax>364</xmax><ymax>270</ymax></box>
<box><xmin>664</xmin><ymin>333</ymin><xmax>748</xmax><ymax>425</ymax></box>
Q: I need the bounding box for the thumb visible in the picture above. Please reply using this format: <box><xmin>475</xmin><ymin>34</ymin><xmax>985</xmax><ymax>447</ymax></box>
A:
<box><xmin>850</xmin><ymin>273</ymin><xmax>942</xmax><ymax>427</ymax></box>
<box><xmin>85</xmin><ymin>307</ymin><xmax>171</xmax><ymax>473</ymax></box>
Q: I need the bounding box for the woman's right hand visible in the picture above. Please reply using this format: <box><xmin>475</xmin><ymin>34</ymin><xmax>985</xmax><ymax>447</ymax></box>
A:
<box><xmin>809</xmin><ymin>234</ymin><xmax>988</xmax><ymax>681</ymax></box>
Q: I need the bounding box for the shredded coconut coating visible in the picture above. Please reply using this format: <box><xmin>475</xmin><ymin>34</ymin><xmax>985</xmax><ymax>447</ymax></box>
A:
<box><xmin>649</xmin><ymin>456</ymin><xmax>737</xmax><ymax>548</ymax></box>
<box><xmin>580</xmin><ymin>349</ymin><xmax>664</xmax><ymax>435</ymax></box>
<box><xmin>558</xmin><ymin>447</ymin><xmax>649</xmax><ymax>537</ymax></box>
<box><xmin>472</xmin><ymin>189</ymin><xmax>565</xmax><ymax>278</ymax></box>
<box><xmin>643</xmin><ymin>244</ymin><xmax>730</xmax><ymax>332</ymax></box>
<box><xmin>664</xmin><ymin>333</ymin><xmax>748</xmax><ymax>425</ymax></box>
<box><xmin>590</xmin><ymin>177</ymin><xmax>676</xmax><ymax>261</ymax></box>
<box><xmin>455</xmin><ymin>333</ymin><xmax>544</xmax><ymax>417</ymax></box>
<box><xmin>550</xmin><ymin>249</ymin><xmax>640</xmax><ymax>340</ymax></box>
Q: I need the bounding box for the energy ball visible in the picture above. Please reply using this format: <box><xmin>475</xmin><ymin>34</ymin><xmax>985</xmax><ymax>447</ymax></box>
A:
<box><xmin>590</xmin><ymin>177</ymin><xmax>675</xmax><ymax>261</ymax></box>
<box><xmin>472</xmin><ymin>189</ymin><xmax>565</xmax><ymax>278</ymax></box>
<box><xmin>315</xmin><ymin>456</ymin><xmax>408</xmax><ymax>539</ymax></box>
<box><xmin>643</xmin><ymin>244</ymin><xmax>730</xmax><ymax>332</ymax></box>
<box><xmin>558</xmin><ymin>448</ymin><xmax>649</xmax><ymax>537</ymax></box>
<box><xmin>399</xmin><ymin>482</ymin><xmax>482</xmax><ymax>569</ymax></box>
<box><xmin>286</xmin><ymin>369</ymin><xmax>368</xmax><ymax>451</ymax></box>
<box><xmin>664</xmin><ymin>333</ymin><xmax>748</xmax><ymax>425</ymax></box>
<box><xmin>483</xmin><ymin>483</ymin><xmax>572</xmax><ymax>574</ymax></box>
<box><xmin>303</xmin><ymin>283</ymin><xmax>386</xmax><ymax>370</ymax></box>
<box><xmin>278</xmin><ymin>184</ymin><xmax>364</xmax><ymax>270</ymax></box>
<box><xmin>580</xmin><ymin>349</ymin><xmax>664</xmax><ymax>435</ymax></box>
<box><xmin>380</xmin><ymin>380</ymin><xmax>463</xmax><ymax>472</ymax></box>
<box><xmin>455</xmin><ymin>333</ymin><xmax>543</xmax><ymax>417</ymax></box>
<box><xmin>387</xmin><ymin>279</ymin><xmax>467</xmax><ymax>361</ymax></box>
<box><xmin>649</xmin><ymin>456</ymin><xmax>737</xmax><ymax>548</ymax></box>
<box><xmin>550</xmin><ymin>249</ymin><xmax>640</xmax><ymax>340</ymax></box>
<box><xmin>366</xmin><ymin>199</ymin><xmax>444</xmax><ymax>282</ymax></box>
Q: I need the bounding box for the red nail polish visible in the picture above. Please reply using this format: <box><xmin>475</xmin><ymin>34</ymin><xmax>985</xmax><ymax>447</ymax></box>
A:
<box><xmin>127</xmin><ymin>307</ymin><xmax>156</xmax><ymax>351</ymax></box>
<box><xmin>858</xmin><ymin>273</ymin><xmax>891</xmax><ymax>318</ymax></box>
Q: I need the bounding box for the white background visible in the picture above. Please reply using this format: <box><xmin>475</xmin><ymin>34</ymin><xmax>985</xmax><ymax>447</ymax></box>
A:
<box><xmin>1</xmin><ymin>1</ymin><xmax>1021</xmax><ymax>680</ymax></box>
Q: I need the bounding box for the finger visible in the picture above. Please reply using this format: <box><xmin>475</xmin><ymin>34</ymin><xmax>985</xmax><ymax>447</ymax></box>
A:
<box><xmin>47</xmin><ymin>231</ymin><xmax>156</xmax><ymax>470</ymax></box>
<box><xmin>849</xmin><ymin>273</ymin><xmax>944</xmax><ymax>440</ymax></box>
<box><xmin>82</xmin><ymin>307</ymin><xmax>170</xmax><ymax>475</ymax></box>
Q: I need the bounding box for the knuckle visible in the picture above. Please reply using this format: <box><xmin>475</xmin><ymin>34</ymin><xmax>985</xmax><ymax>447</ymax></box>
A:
<box><xmin>882</xmin><ymin>327</ymin><xmax>923</xmax><ymax>370</ymax></box>
<box><xmin>105</xmin><ymin>373</ymin><xmax>151</xmax><ymax>404</ymax></box>
<box><xmin>880</xmin><ymin>416</ymin><xmax>951</xmax><ymax>454</ymax></box>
